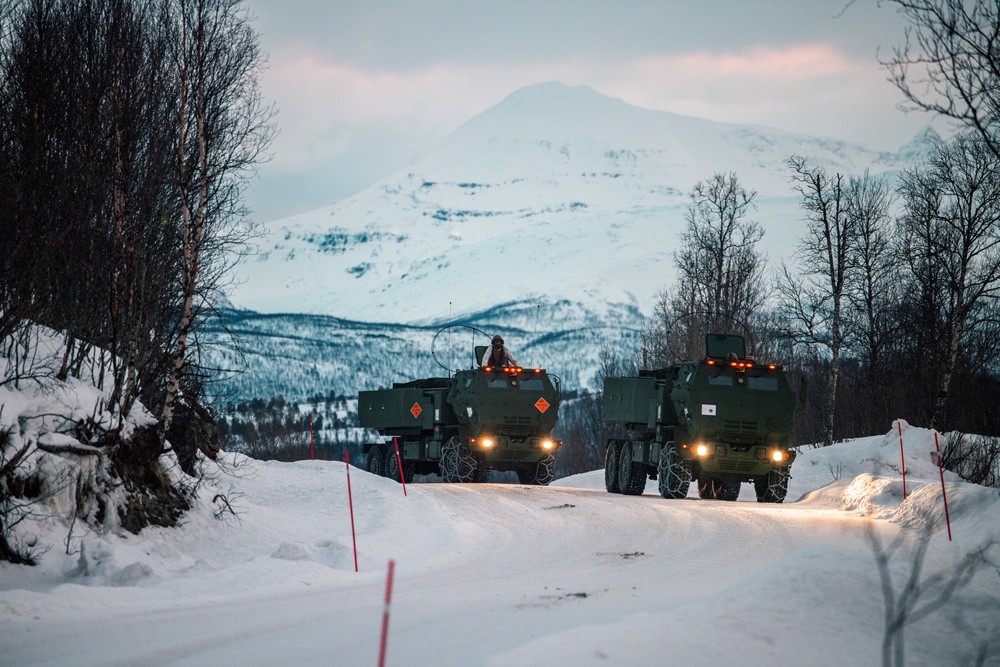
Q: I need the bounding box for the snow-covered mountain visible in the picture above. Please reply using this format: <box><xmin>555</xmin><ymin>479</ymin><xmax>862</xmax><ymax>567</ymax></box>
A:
<box><xmin>231</xmin><ymin>81</ymin><xmax>931</xmax><ymax>327</ymax></box>
<box><xmin>214</xmin><ymin>82</ymin><xmax>937</xmax><ymax>400</ymax></box>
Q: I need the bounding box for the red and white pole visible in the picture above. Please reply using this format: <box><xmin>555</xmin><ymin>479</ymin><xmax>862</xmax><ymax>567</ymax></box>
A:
<box><xmin>932</xmin><ymin>431</ymin><xmax>953</xmax><ymax>541</ymax></box>
<box><xmin>897</xmin><ymin>420</ymin><xmax>908</xmax><ymax>499</ymax></box>
<box><xmin>392</xmin><ymin>437</ymin><xmax>407</xmax><ymax>497</ymax></box>
<box><xmin>377</xmin><ymin>559</ymin><xmax>396</xmax><ymax>667</ymax></box>
<box><xmin>345</xmin><ymin>450</ymin><xmax>358</xmax><ymax>572</ymax></box>
<box><xmin>309</xmin><ymin>412</ymin><xmax>315</xmax><ymax>460</ymax></box>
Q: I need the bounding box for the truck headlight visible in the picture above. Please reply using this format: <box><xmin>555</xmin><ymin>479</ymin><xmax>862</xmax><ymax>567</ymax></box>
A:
<box><xmin>541</xmin><ymin>440</ymin><xmax>555</xmax><ymax>450</ymax></box>
<box><xmin>480</xmin><ymin>438</ymin><xmax>494</xmax><ymax>449</ymax></box>
<box><xmin>771</xmin><ymin>450</ymin><xmax>785</xmax><ymax>462</ymax></box>
<box><xmin>695</xmin><ymin>444</ymin><xmax>709</xmax><ymax>457</ymax></box>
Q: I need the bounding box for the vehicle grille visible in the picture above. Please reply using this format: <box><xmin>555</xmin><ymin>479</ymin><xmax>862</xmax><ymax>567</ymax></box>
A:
<box><xmin>493</xmin><ymin>450</ymin><xmax>532</xmax><ymax>461</ymax></box>
<box><xmin>716</xmin><ymin>458</ymin><xmax>759</xmax><ymax>473</ymax></box>
<box><xmin>722</xmin><ymin>419</ymin><xmax>758</xmax><ymax>444</ymax></box>
<box><xmin>503</xmin><ymin>417</ymin><xmax>532</xmax><ymax>426</ymax></box>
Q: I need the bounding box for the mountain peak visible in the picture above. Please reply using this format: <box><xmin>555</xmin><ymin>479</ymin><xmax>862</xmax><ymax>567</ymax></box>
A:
<box><xmin>897</xmin><ymin>126</ymin><xmax>943</xmax><ymax>161</ymax></box>
<box><xmin>235</xmin><ymin>84</ymin><xmax>922</xmax><ymax>325</ymax></box>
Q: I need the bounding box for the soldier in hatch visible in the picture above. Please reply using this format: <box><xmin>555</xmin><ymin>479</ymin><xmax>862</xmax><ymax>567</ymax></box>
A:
<box><xmin>481</xmin><ymin>334</ymin><xmax>518</xmax><ymax>367</ymax></box>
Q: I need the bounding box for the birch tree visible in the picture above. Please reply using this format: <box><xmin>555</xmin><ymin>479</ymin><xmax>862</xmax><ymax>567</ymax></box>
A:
<box><xmin>160</xmin><ymin>0</ymin><xmax>274</xmax><ymax>440</ymax></box>
<box><xmin>778</xmin><ymin>157</ymin><xmax>854</xmax><ymax>447</ymax></box>
<box><xmin>897</xmin><ymin>134</ymin><xmax>1000</xmax><ymax>429</ymax></box>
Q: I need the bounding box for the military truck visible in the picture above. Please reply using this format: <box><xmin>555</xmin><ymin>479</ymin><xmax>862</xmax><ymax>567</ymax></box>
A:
<box><xmin>603</xmin><ymin>333</ymin><xmax>797</xmax><ymax>502</ymax></box>
<box><xmin>358</xmin><ymin>344</ymin><xmax>562</xmax><ymax>484</ymax></box>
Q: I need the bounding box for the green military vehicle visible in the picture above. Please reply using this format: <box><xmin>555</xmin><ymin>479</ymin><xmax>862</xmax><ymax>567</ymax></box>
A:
<box><xmin>603</xmin><ymin>333</ymin><xmax>797</xmax><ymax>502</ymax></box>
<box><xmin>358</xmin><ymin>344</ymin><xmax>561</xmax><ymax>484</ymax></box>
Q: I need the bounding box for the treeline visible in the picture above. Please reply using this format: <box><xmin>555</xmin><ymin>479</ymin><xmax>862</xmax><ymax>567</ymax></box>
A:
<box><xmin>215</xmin><ymin>393</ymin><xmax>366</xmax><ymax>464</ymax></box>
<box><xmin>557</xmin><ymin>0</ymin><xmax>1000</xmax><ymax>484</ymax></box>
<box><xmin>0</xmin><ymin>0</ymin><xmax>273</xmax><ymax>561</ymax></box>
<box><xmin>559</xmin><ymin>140</ymin><xmax>1000</xmax><ymax>480</ymax></box>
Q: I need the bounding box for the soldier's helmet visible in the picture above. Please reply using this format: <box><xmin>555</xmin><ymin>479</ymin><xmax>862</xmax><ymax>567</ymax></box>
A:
<box><xmin>493</xmin><ymin>335</ymin><xmax>503</xmax><ymax>345</ymax></box>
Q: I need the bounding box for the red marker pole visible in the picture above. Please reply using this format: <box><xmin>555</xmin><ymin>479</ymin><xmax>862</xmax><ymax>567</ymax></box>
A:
<box><xmin>345</xmin><ymin>450</ymin><xmax>358</xmax><ymax>572</ymax></box>
<box><xmin>933</xmin><ymin>431</ymin><xmax>953</xmax><ymax>541</ymax></box>
<box><xmin>392</xmin><ymin>437</ymin><xmax>408</xmax><ymax>497</ymax></box>
<box><xmin>897</xmin><ymin>420</ymin><xmax>908</xmax><ymax>499</ymax></box>
<box><xmin>377</xmin><ymin>559</ymin><xmax>396</xmax><ymax>667</ymax></box>
<box><xmin>309</xmin><ymin>412</ymin><xmax>315</xmax><ymax>460</ymax></box>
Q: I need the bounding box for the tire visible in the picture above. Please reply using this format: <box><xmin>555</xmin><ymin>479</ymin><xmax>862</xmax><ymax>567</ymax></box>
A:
<box><xmin>618</xmin><ymin>441</ymin><xmax>646</xmax><ymax>496</ymax></box>
<box><xmin>604</xmin><ymin>440</ymin><xmax>623</xmax><ymax>493</ymax></box>
<box><xmin>366</xmin><ymin>444</ymin><xmax>386</xmax><ymax>477</ymax></box>
<box><xmin>698</xmin><ymin>478</ymin><xmax>740</xmax><ymax>501</ymax></box>
<box><xmin>754</xmin><ymin>466</ymin><xmax>790</xmax><ymax>503</ymax></box>
<box><xmin>439</xmin><ymin>436</ymin><xmax>476</xmax><ymax>483</ymax></box>
<box><xmin>719</xmin><ymin>481</ymin><xmax>741</xmax><ymax>501</ymax></box>
<box><xmin>385</xmin><ymin>442</ymin><xmax>414</xmax><ymax>484</ymax></box>
<box><xmin>657</xmin><ymin>444</ymin><xmax>691</xmax><ymax>499</ymax></box>
<box><xmin>473</xmin><ymin>463</ymin><xmax>491</xmax><ymax>483</ymax></box>
<box><xmin>515</xmin><ymin>455</ymin><xmax>555</xmax><ymax>485</ymax></box>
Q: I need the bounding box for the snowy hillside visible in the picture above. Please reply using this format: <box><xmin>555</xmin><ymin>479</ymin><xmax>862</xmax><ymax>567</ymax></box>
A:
<box><xmin>230</xmin><ymin>82</ymin><xmax>937</xmax><ymax>326</ymax></box>
<box><xmin>203</xmin><ymin>306</ymin><xmax>641</xmax><ymax>401</ymax></box>
<box><xmin>3</xmin><ymin>409</ymin><xmax>998</xmax><ymax>665</ymax></box>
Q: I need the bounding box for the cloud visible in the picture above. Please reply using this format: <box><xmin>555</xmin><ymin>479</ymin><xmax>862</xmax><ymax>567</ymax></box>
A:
<box><xmin>265</xmin><ymin>42</ymin><xmax>903</xmax><ymax>161</ymax></box>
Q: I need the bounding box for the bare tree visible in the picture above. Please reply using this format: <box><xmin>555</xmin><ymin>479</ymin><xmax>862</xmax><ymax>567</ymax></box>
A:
<box><xmin>778</xmin><ymin>157</ymin><xmax>855</xmax><ymax>447</ymax></box>
<box><xmin>159</xmin><ymin>0</ymin><xmax>275</xmax><ymax>440</ymax></box>
<box><xmin>882</xmin><ymin>0</ymin><xmax>1000</xmax><ymax>159</ymax></box>
<box><xmin>672</xmin><ymin>172</ymin><xmax>768</xmax><ymax>358</ymax></box>
<box><xmin>842</xmin><ymin>172</ymin><xmax>901</xmax><ymax>431</ymax></box>
<box><xmin>897</xmin><ymin>134</ymin><xmax>1000</xmax><ymax>428</ymax></box>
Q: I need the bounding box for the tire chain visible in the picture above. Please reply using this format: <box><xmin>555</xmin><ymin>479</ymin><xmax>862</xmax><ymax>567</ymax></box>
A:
<box><xmin>439</xmin><ymin>437</ymin><xmax>476</xmax><ymax>483</ymax></box>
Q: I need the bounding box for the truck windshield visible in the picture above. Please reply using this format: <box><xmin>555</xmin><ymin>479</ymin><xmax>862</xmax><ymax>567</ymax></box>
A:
<box><xmin>748</xmin><ymin>376</ymin><xmax>778</xmax><ymax>391</ymax></box>
<box><xmin>708</xmin><ymin>375</ymin><xmax>733</xmax><ymax>386</ymax></box>
<box><xmin>518</xmin><ymin>378</ymin><xmax>544</xmax><ymax>391</ymax></box>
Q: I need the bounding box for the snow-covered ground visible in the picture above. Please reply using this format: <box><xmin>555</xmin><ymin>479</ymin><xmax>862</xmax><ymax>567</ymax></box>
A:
<box><xmin>2</xmin><ymin>419</ymin><xmax>998</xmax><ymax>666</ymax></box>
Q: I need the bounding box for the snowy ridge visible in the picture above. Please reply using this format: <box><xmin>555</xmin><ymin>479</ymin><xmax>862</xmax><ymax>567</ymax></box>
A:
<box><xmin>231</xmin><ymin>82</ymin><xmax>933</xmax><ymax>327</ymax></box>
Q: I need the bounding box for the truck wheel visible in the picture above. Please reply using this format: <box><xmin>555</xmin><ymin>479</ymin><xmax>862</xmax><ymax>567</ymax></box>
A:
<box><xmin>473</xmin><ymin>464</ymin><xmax>491</xmax><ymax>483</ymax></box>
<box><xmin>617</xmin><ymin>442</ymin><xmax>646</xmax><ymax>496</ymax></box>
<box><xmin>698</xmin><ymin>478</ymin><xmax>740</xmax><ymax>501</ymax></box>
<box><xmin>604</xmin><ymin>440</ymin><xmax>623</xmax><ymax>493</ymax></box>
<box><xmin>515</xmin><ymin>456</ymin><xmax>554</xmax><ymax>485</ymax></box>
<box><xmin>367</xmin><ymin>444</ymin><xmax>387</xmax><ymax>477</ymax></box>
<box><xmin>385</xmin><ymin>444</ymin><xmax>413</xmax><ymax>484</ymax></box>
<box><xmin>657</xmin><ymin>445</ymin><xmax>691</xmax><ymax>499</ymax></box>
<box><xmin>754</xmin><ymin>466</ymin><xmax>790</xmax><ymax>503</ymax></box>
<box><xmin>439</xmin><ymin>436</ymin><xmax>476</xmax><ymax>483</ymax></box>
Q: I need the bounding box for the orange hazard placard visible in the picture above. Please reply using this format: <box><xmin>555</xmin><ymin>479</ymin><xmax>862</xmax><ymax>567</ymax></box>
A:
<box><xmin>534</xmin><ymin>397</ymin><xmax>550</xmax><ymax>413</ymax></box>
<box><xmin>410</xmin><ymin>402</ymin><xmax>422</xmax><ymax>419</ymax></box>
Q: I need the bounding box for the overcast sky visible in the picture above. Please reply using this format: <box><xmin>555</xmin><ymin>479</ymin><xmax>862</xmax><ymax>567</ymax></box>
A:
<box><xmin>242</xmin><ymin>0</ymin><xmax>939</xmax><ymax>222</ymax></box>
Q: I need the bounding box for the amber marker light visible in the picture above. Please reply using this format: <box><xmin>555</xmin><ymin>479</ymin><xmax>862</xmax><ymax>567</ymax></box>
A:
<box><xmin>768</xmin><ymin>364</ymin><xmax>777</xmax><ymax>370</ymax></box>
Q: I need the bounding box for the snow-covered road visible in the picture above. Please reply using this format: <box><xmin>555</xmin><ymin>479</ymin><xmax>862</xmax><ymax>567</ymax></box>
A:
<box><xmin>2</xmin><ymin>426</ymin><xmax>998</xmax><ymax>666</ymax></box>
